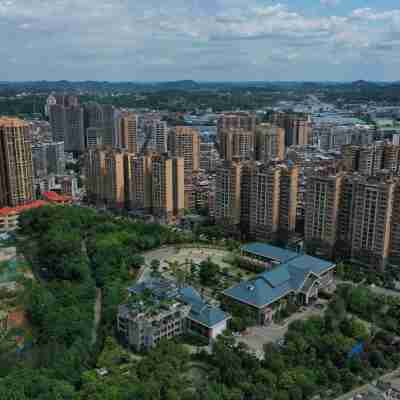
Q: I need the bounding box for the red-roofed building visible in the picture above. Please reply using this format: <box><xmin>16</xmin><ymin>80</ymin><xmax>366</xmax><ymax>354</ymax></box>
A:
<box><xmin>0</xmin><ymin>200</ymin><xmax>48</xmax><ymax>233</ymax></box>
<box><xmin>42</xmin><ymin>191</ymin><xmax>72</xmax><ymax>204</ymax></box>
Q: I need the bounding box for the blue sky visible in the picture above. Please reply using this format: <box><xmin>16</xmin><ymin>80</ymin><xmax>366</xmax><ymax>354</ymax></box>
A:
<box><xmin>1</xmin><ymin>0</ymin><xmax>400</xmax><ymax>81</ymax></box>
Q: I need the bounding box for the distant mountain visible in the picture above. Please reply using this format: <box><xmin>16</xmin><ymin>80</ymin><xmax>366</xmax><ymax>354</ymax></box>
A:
<box><xmin>156</xmin><ymin>80</ymin><xmax>200</xmax><ymax>90</ymax></box>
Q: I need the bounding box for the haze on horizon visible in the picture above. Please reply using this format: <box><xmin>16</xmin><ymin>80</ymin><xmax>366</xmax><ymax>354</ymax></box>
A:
<box><xmin>1</xmin><ymin>0</ymin><xmax>400</xmax><ymax>82</ymax></box>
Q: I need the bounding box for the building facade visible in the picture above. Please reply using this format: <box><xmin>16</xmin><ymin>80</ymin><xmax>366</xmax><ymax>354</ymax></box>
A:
<box><xmin>0</xmin><ymin>118</ymin><xmax>34</xmax><ymax>207</ymax></box>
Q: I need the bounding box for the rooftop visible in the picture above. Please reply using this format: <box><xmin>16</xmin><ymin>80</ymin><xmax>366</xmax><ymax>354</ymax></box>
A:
<box><xmin>241</xmin><ymin>242</ymin><xmax>299</xmax><ymax>263</ymax></box>
<box><xmin>0</xmin><ymin>200</ymin><xmax>48</xmax><ymax>217</ymax></box>
<box><xmin>225</xmin><ymin>244</ymin><xmax>335</xmax><ymax>308</ymax></box>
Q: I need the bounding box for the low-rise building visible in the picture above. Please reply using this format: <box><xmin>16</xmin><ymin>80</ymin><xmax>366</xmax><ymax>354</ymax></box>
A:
<box><xmin>0</xmin><ymin>200</ymin><xmax>48</xmax><ymax>233</ymax></box>
<box><xmin>117</xmin><ymin>278</ymin><xmax>229</xmax><ymax>351</ymax></box>
<box><xmin>223</xmin><ymin>243</ymin><xmax>335</xmax><ymax>325</ymax></box>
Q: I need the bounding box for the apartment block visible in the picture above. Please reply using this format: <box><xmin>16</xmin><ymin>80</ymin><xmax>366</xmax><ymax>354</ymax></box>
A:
<box><xmin>273</xmin><ymin>112</ymin><xmax>311</xmax><ymax>147</ymax></box>
<box><xmin>151</xmin><ymin>154</ymin><xmax>184</xmax><ymax>222</ymax></box>
<box><xmin>255</xmin><ymin>123</ymin><xmax>285</xmax><ymax>162</ymax></box>
<box><xmin>278</xmin><ymin>164</ymin><xmax>299</xmax><ymax>233</ymax></box>
<box><xmin>143</xmin><ymin>119</ymin><xmax>168</xmax><ymax>154</ymax></box>
<box><xmin>103</xmin><ymin>150</ymin><xmax>126</xmax><ymax>208</ymax></box>
<box><xmin>249</xmin><ymin>165</ymin><xmax>281</xmax><ymax>240</ymax></box>
<box><xmin>0</xmin><ymin>118</ymin><xmax>34</xmax><ymax>207</ymax></box>
<box><xmin>304</xmin><ymin>173</ymin><xmax>344</xmax><ymax>247</ymax></box>
<box><xmin>215</xmin><ymin>160</ymin><xmax>242</xmax><ymax>226</ymax></box>
<box><xmin>220</xmin><ymin>128</ymin><xmax>255</xmax><ymax>161</ymax></box>
<box><xmin>124</xmin><ymin>153</ymin><xmax>153</xmax><ymax>212</ymax></box>
<box><xmin>217</xmin><ymin>112</ymin><xmax>256</xmax><ymax>140</ymax></box>
<box><xmin>348</xmin><ymin>175</ymin><xmax>395</xmax><ymax>269</ymax></box>
<box><xmin>119</xmin><ymin>113</ymin><xmax>138</xmax><ymax>154</ymax></box>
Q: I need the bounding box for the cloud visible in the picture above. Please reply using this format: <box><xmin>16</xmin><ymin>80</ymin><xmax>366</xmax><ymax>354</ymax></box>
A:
<box><xmin>1</xmin><ymin>0</ymin><xmax>400</xmax><ymax>81</ymax></box>
<box><xmin>320</xmin><ymin>0</ymin><xmax>341</xmax><ymax>7</ymax></box>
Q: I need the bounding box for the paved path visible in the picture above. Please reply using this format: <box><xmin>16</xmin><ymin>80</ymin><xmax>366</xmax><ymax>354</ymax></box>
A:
<box><xmin>91</xmin><ymin>288</ymin><xmax>102</xmax><ymax>346</ymax></box>
<box><xmin>334</xmin><ymin>368</ymin><xmax>400</xmax><ymax>400</ymax></box>
<box><xmin>236</xmin><ymin>306</ymin><xmax>325</xmax><ymax>359</ymax></box>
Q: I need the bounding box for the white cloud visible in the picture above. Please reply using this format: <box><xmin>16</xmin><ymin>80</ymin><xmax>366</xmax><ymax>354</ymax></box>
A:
<box><xmin>0</xmin><ymin>1</ymin><xmax>400</xmax><ymax>80</ymax></box>
<box><xmin>320</xmin><ymin>0</ymin><xmax>341</xmax><ymax>7</ymax></box>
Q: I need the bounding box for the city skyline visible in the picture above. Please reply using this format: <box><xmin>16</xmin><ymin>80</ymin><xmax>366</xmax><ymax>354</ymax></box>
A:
<box><xmin>1</xmin><ymin>1</ymin><xmax>400</xmax><ymax>81</ymax></box>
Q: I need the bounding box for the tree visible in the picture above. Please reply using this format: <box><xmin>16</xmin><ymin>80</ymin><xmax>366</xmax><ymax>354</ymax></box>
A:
<box><xmin>199</xmin><ymin>257</ymin><xmax>220</xmax><ymax>286</ymax></box>
<box><xmin>150</xmin><ymin>259</ymin><xmax>161</xmax><ymax>276</ymax></box>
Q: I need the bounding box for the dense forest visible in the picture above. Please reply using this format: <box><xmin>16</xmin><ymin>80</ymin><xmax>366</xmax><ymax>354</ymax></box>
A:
<box><xmin>1</xmin><ymin>206</ymin><xmax>400</xmax><ymax>399</ymax></box>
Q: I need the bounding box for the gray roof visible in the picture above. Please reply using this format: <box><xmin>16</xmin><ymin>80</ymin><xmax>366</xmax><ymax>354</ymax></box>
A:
<box><xmin>224</xmin><ymin>246</ymin><xmax>335</xmax><ymax>308</ymax></box>
<box><xmin>241</xmin><ymin>242</ymin><xmax>299</xmax><ymax>263</ymax></box>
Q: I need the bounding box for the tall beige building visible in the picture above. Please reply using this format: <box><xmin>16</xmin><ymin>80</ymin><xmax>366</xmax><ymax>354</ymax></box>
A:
<box><xmin>215</xmin><ymin>160</ymin><xmax>242</xmax><ymax>226</ymax></box>
<box><xmin>124</xmin><ymin>152</ymin><xmax>153</xmax><ymax>212</ymax></box>
<box><xmin>169</xmin><ymin>126</ymin><xmax>200</xmax><ymax>209</ymax></box>
<box><xmin>346</xmin><ymin>175</ymin><xmax>395</xmax><ymax>269</ymax></box>
<box><xmin>119</xmin><ymin>113</ymin><xmax>138</xmax><ymax>154</ymax></box>
<box><xmin>278</xmin><ymin>164</ymin><xmax>299</xmax><ymax>233</ymax></box>
<box><xmin>85</xmin><ymin>147</ymin><xmax>107</xmax><ymax>204</ymax></box>
<box><xmin>151</xmin><ymin>154</ymin><xmax>184</xmax><ymax>222</ymax></box>
<box><xmin>84</xmin><ymin>147</ymin><xmax>125</xmax><ymax>208</ymax></box>
<box><xmin>255</xmin><ymin>123</ymin><xmax>285</xmax><ymax>162</ymax></box>
<box><xmin>273</xmin><ymin>112</ymin><xmax>311</xmax><ymax>147</ymax></box>
<box><xmin>390</xmin><ymin>182</ymin><xmax>400</xmax><ymax>260</ymax></box>
<box><xmin>103</xmin><ymin>150</ymin><xmax>126</xmax><ymax>208</ymax></box>
<box><xmin>0</xmin><ymin>117</ymin><xmax>34</xmax><ymax>207</ymax></box>
<box><xmin>217</xmin><ymin>113</ymin><xmax>256</xmax><ymax>143</ymax></box>
<box><xmin>220</xmin><ymin>129</ymin><xmax>255</xmax><ymax>161</ymax></box>
<box><xmin>343</xmin><ymin>143</ymin><xmax>385</xmax><ymax>175</ymax></box>
<box><xmin>249</xmin><ymin>165</ymin><xmax>281</xmax><ymax>239</ymax></box>
<box><xmin>169</xmin><ymin>126</ymin><xmax>200</xmax><ymax>173</ymax></box>
<box><xmin>304</xmin><ymin>172</ymin><xmax>344</xmax><ymax>248</ymax></box>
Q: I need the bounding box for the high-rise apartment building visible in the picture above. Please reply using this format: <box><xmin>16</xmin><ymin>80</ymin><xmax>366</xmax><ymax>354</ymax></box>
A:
<box><xmin>46</xmin><ymin>141</ymin><xmax>65</xmax><ymax>175</ymax></box>
<box><xmin>255</xmin><ymin>123</ymin><xmax>285</xmax><ymax>162</ymax></box>
<box><xmin>199</xmin><ymin>140</ymin><xmax>219</xmax><ymax>172</ymax></box>
<box><xmin>169</xmin><ymin>126</ymin><xmax>200</xmax><ymax>209</ymax></box>
<box><xmin>103</xmin><ymin>150</ymin><xmax>125</xmax><ymax>208</ymax></box>
<box><xmin>343</xmin><ymin>143</ymin><xmax>386</xmax><ymax>175</ymax></box>
<box><xmin>49</xmin><ymin>104</ymin><xmax>67</xmax><ymax>143</ymax></box>
<box><xmin>215</xmin><ymin>161</ymin><xmax>242</xmax><ymax>226</ymax></box>
<box><xmin>390</xmin><ymin>183</ymin><xmax>400</xmax><ymax>260</ymax></box>
<box><xmin>249</xmin><ymin>165</ymin><xmax>281</xmax><ymax>239</ymax></box>
<box><xmin>217</xmin><ymin>113</ymin><xmax>256</xmax><ymax>142</ymax></box>
<box><xmin>119</xmin><ymin>113</ymin><xmax>138</xmax><ymax>154</ymax></box>
<box><xmin>85</xmin><ymin>147</ymin><xmax>107</xmax><ymax>204</ymax></box>
<box><xmin>383</xmin><ymin>144</ymin><xmax>400</xmax><ymax>173</ymax></box>
<box><xmin>220</xmin><ymin>129</ymin><xmax>255</xmax><ymax>161</ymax></box>
<box><xmin>84</xmin><ymin>102</ymin><xmax>116</xmax><ymax>148</ymax></box>
<box><xmin>49</xmin><ymin>95</ymin><xmax>85</xmax><ymax>153</ymax></box>
<box><xmin>169</xmin><ymin>126</ymin><xmax>200</xmax><ymax>174</ymax></box>
<box><xmin>124</xmin><ymin>152</ymin><xmax>153</xmax><ymax>212</ymax></box>
<box><xmin>348</xmin><ymin>175</ymin><xmax>395</xmax><ymax>268</ymax></box>
<box><xmin>304</xmin><ymin>173</ymin><xmax>344</xmax><ymax>248</ymax></box>
<box><xmin>151</xmin><ymin>154</ymin><xmax>184</xmax><ymax>222</ymax></box>
<box><xmin>65</xmin><ymin>105</ymin><xmax>85</xmax><ymax>153</ymax></box>
<box><xmin>86</xmin><ymin>127</ymin><xmax>104</xmax><ymax>147</ymax></box>
<box><xmin>273</xmin><ymin>112</ymin><xmax>311</xmax><ymax>147</ymax></box>
<box><xmin>278</xmin><ymin>164</ymin><xmax>299</xmax><ymax>233</ymax></box>
<box><xmin>143</xmin><ymin>119</ymin><xmax>168</xmax><ymax>154</ymax></box>
<box><xmin>0</xmin><ymin>117</ymin><xmax>34</xmax><ymax>207</ymax></box>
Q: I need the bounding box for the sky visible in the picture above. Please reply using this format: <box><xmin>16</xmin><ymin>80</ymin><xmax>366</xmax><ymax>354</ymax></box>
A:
<box><xmin>1</xmin><ymin>0</ymin><xmax>400</xmax><ymax>81</ymax></box>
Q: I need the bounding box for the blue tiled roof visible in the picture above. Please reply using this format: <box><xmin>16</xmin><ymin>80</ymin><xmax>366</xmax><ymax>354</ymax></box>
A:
<box><xmin>288</xmin><ymin>255</ymin><xmax>334</xmax><ymax>275</ymax></box>
<box><xmin>224</xmin><ymin>247</ymin><xmax>335</xmax><ymax>308</ymax></box>
<box><xmin>241</xmin><ymin>242</ymin><xmax>299</xmax><ymax>263</ymax></box>
<box><xmin>180</xmin><ymin>286</ymin><xmax>230</xmax><ymax>328</ymax></box>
